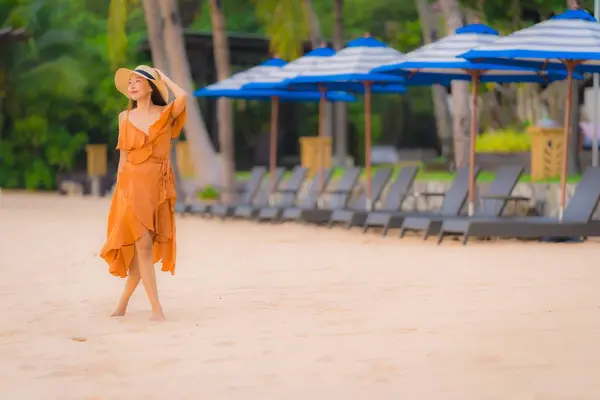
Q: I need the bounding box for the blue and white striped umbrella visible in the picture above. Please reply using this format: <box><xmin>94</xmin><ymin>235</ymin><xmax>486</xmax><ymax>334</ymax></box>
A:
<box><xmin>277</xmin><ymin>36</ymin><xmax>407</xmax><ymax>209</ymax></box>
<box><xmin>460</xmin><ymin>9</ymin><xmax>600</xmax><ymax>217</ymax></box>
<box><xmin>373</xmin><ymin>24</ymin><xmax>571</xmax><ymax>84</ymax></box>
<box><xmin>372</xmin><ymin>23</ymin><xmax>574</xmax><ymax>216</ymax></box>
<box><xmin>283</xmin><ymin>36</ymin><xmax>406</xmax><ymax>93</ymax></box>
<box><xmin>195</xmin><ymin>58</ymin><xmax>355</xmax><ymax>191</ymax></box>
<box><xmin>240</xmin><ymin>48</ymin><xmax>358</xmax><ymax>190</ymax></box>
<box><xmin>195</xmin><ymin>58</ymin><xmax>353</xmax><ymax>102</ymax></box>
<box><xmin>242</xmin><ymin>47</ymin><xmax>337</xmax><ymax>90</ymax></box>
<box><xmin>461</xmin><ymin>10</ymin><xmax>600</xmax><ymax>74</ymax></box>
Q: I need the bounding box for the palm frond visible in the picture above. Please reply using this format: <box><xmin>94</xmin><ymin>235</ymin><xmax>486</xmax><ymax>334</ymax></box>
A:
<box><xmin>36</xmin><ymin>29</ymin><xmax>79</xmax><ymax>51</ymax></box>
<box><xmin>16</xmin><ymin>56</ymin><xmax>87</xmax><ymax>99</ymax></box>
<box><xmin>254</xmin><ymin>0</ymin><xmax>309</xmax><ymax>61</ymax></box>
<box><xmin>107</xmin><ymin>0</ymin><xmax>128</xmax><ymax>70</ymax></box>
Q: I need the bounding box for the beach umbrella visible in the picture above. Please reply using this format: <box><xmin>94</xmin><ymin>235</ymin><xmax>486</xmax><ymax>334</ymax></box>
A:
<box><xmin>195</xmin><ymin>57</ymin><xmax>355</xmax><ymax>192</ymax></box>
<box><xmin>373</xmin><ymin>23</ymin><xmax>575</xmax><ymax>216</ymax></box>
<box><xmin>280</xmin><ymin>35</ymin><xmax>407</xmax><ymax>210</ymax></box>
<box><xmin>242</xmin><ymin>47</ymin><xmax>354</xmax><ymax>189</ymax></box>
<box><xmin>460</xmin><ymin>9</ymin><xmax>600</xmax><ymax>218</ymax></box>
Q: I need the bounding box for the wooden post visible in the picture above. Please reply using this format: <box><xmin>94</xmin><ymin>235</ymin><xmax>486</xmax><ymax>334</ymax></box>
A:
<box><xmin>318</xmin><ymin>86</ymin><xmax>327</xmax><ymax>190</ymax></box>
<box><xmin>269</xmin><ymin>96</ymin><xmax>280</xmax><ymax>192</ymax></box>
<box><xmin>468</xmin><ymin>72</ymin><xmax>479</xmax><ymax>216</ymax></box>
<box><xmin>364</xmin><ymin>82</ymin><xmax>373</xmax><ymax>210</ymax></box>
<box><xmin>85</xmin><ymin>144</ymin><xmax>107</xmax><ymax>197</ymax></box>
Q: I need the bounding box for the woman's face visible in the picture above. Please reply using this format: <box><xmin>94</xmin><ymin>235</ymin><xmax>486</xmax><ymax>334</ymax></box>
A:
<box><xmin>127</xmin><ymin>74</ymin><xmax>152</xmax><ymax>101</ymax></box>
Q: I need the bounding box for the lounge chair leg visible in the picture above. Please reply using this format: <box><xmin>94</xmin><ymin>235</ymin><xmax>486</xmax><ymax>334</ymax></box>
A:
<box><xmin>327</xmin><ymin>220</ymin><xmax>334</xmax><ymax>229</ymax></box>
<box><xmin>345</xmin><ymin>221</ymin><xmax>352</xmax><ymax>229</ymax></box>
<box><xmin>461</xmin><ymin>234</ymin><xmax>469</xmax><ymax>245</ymax></box>
<box><xmin>399</xmin><ymin>228</ymin><xmax>406</xmax><ymax>238</ymax></box>
<box><xmin>382</xmin><ymin>224</ymin><xmax>390</xmax><ymax>237</ymax></box>
<box><xmin>423</xmin><ymin>228</ymin><xmax>430</xmax><ymax>241</ymax></box>
<box><xmin>362</xmin><ymin>225</ymin><xmax>370</xmax><ymax>234</ymax></box>
<box><xmin>436</xmin><ymin>233</ymin><xmax>444</xmax><ymax>245</ymax></box>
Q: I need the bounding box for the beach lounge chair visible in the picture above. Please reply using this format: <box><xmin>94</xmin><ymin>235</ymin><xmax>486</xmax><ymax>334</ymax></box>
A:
<box><xmin>209</xmin><ymin>166</ymin><xmax>268</xmax><ymax>219</ymax></box>
<box><xmin>401</xmin><ymin>165</ymin><xmax>523</xmax><ymax>240</ymax></box>
<box><xmin>258</xmin><ymin>168</ymin><xmax>333</xmax><ymax>222</ymax></box>
<box><xmin>188</xmin><ymin>166</ymin><xmax>266</xmax><ymax>217</ymax></box>
<box><xmin>368</xmin><ymin>166</ymin><xmax>476</xmax><ymax>236</ymax></box>
<box><xmin>331</xmin><ymin>166</ymin><xmax>419</xmax><ymax>230</ymax></box>
<box><xmin>439</xmin><ymin>166</ymin><xmax>600</xmax><ymax>245</ymax></box>
<box><xmin>232</xmin><ymin>167</ymin><xmax>291</xmax><ymax>219</ymax></box>
<box><xmin>360</xmin><ymin>166</ymin><xmax>420</xmax><ymax>233</ymax></box>
<box><xmin>299</xmin><ymin>167</ymin><xmax>362</xmax><ymax>224</ymax></box>
<box><xmin>325</xmin><ymin>167</ymin><xmax>394</xmax><ymax>228</ymax></box>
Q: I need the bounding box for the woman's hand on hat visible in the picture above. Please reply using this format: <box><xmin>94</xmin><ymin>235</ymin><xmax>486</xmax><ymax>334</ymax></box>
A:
<box><xmin>154</xmin><ymin>68</ymin><xmax>167</xmax><ymax>81</ymax></box>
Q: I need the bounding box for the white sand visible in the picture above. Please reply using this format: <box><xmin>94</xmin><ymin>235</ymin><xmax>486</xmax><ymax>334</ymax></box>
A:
<box><xmin>1</xmin><ymin>192</ymin><xmax>600</xmax><ymax>399</ymax></box>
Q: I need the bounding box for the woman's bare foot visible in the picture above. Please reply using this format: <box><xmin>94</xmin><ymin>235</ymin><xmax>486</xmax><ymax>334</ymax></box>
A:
<box><xmin>110</xmin><ymin>304</ymin><xmax>127</xmax><ymax>318</ymax></box>
<box><xmin>150</xmin><ymin>312</ymin><xmax>166</xmax><ymax>321</ymax></box>
<box><xmin>111</xmin><ymin>306</ymin><xmax>127</xmax><ymax>317</ymax></box>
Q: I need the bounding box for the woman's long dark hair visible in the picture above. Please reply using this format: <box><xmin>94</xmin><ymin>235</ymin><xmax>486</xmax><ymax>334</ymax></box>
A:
<box><xmin>129</xmin><ymin>80</ymin><xmax>167</xmax><ymax>109</ymax></box>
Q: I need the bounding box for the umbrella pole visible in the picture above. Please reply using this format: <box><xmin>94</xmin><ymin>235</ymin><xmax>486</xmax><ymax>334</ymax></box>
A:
<box><xmin>560</xmin><ymin>62</ymin><xmax>575</xmax><ymax>220</ymax></box>
<box><xmin>364</xmin><ymin>82</ymin><xmax>373</xmax><ymax>211</ymax></box>
<box><xmin>594</xmin><ymin>0</ymin><xmax>600</xmax><ymax>166</ymax></box>
<box><xmin>269</xmin><ymin>96</ymin><xmax>279</xmax><ymax>193</ymax></box>
<box><xmin>318</xmin><ymin>86</ymin><xmax>326</xmax><ymax>190</ymax></box>
<box><xmin>468</xmin><ymin>73</ymin><xmax>480</xmax><ymax>216</ymax></box>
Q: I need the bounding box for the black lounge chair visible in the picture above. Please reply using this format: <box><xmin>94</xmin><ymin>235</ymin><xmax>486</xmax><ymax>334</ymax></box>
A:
<box><xmin>326</xmin><ymin>167</ymin><xmax>394</xmax><ymax>228</ymax></box>
<box><xmin>259</xmin><ymin>169</ymin><xmax>333</xmax><ymax>222</ymax></box>
<box><xmin>188</xmin><ymin>166</ymin><xmax>266</xmax><ymax>217</ymax></box>
<box><xmin>329</xmin><ymin>167</ymin><xmax>419</xmax><ymax>232</ymax></box>
<box><xmin>232</xmin><ymin>167</ymin><xmax>298</xmax><ymax>219</ymax></box>
<box><xmin>401</xmin><ymin>165</ymin><xmax>523</xmax><ymax>240</ymax></box>
<box><xmin>440</xmin><ymin>166</ymin><xmax>600</xmax><ymax>244</ymax></box>
<box><xmin>210</xmin><ymin>166</ymin><xmax>267</xmax><ymax>219</ymax></box>
<box><xmin>299</xmin><ymin>167</ymin><xmax>362</xmax><ymax>224</ymax></box>
<box><xmin>372</xmin><ymin>166</ymin><xmax>477</xmax><ymax>236</ymax></box>
<box><xmin>360</xmin><ymin>166</ymin><xmax>420</xmax><ymax>233</ymax></box>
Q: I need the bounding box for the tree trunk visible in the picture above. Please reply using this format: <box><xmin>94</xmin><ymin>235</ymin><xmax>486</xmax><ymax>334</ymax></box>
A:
<box><xmin>439</xmin><ymin>0</ymin><xmax>470</xmax><ymax>168</ymax></box>
<box><xmin>332</xmin><ymin>0</ymin><xmax>348</xmax><ymax>166</ymax></box>
<box><xmin>415</xmin><ymin>0</ymin><xmax>453</xmax><ymax>164</ymax></box>
<box><xmin>303</xmin><ymin>0</ymin><xmax>321</xmax><ymax>48</ymax></box>
<box><xmin>302</xmin><ymin>0</ymin><xmax>332</xmax><ymax>141</ymax></box>
<box><xmin>208</xmin><ymin>0</ymin><xmax>236</xmax><ymax>203</ymax></box>
<box><xmin>158</xmin><ymin>0</ymin><xmax>220</xmax><ymax>188</ymax></box>
<box><xmin>142</xmin><ymin>0</ymin><xmax>186</xmax><ymax>204</ymax></box>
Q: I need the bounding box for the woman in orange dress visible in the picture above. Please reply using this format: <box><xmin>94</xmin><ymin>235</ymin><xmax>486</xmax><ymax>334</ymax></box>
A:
<box><xmin>100</xmin><ymin>65</ymin><xmax>187</xmax><ymax>321</ymax></box>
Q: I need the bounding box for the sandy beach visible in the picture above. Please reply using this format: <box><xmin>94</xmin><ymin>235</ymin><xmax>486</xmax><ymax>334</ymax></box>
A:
<box><xmin>1</xmin><ymin>192</ymin><xmax>599</xmax><ymax>399</ymax></box>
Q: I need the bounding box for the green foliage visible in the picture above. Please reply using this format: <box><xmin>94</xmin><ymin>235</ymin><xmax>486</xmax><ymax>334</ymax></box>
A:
<box><xmin>0</xmin><ymin>0</ymin><xmax>145</xmax><ymax>190</ymax></box>
<box><xmin>107</xmin><ymin>0</ymin><xmax>128</xmax><ymax>70</ymax></box>
<box><xmin>254</xmin><ymin>0</ymin><xmax>309</xmax><ymax>60</ymax></box>
<box><xmin>458</xmin><ymin>0</ymin><xmax>594</xmax><ymax>32</ymax></box>
<box><xmin>475</xmin><ymin>128</ymin><xmax>531</xmax><ymax>153</ymax></box>
<box><xmin>198</xmin><ymin>185</ymin><xmax>219</xmax><ymax>200</ymax></box>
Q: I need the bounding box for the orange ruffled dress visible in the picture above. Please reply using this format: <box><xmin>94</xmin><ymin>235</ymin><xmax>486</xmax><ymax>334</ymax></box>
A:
<box><xmin>100</xmin><ymin>102</ymin><xmax>186</xmax><ymax>278</ymax></box>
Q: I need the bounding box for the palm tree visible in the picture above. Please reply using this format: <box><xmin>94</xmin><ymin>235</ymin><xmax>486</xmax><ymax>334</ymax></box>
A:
<box><xmin>332</xmin><ymin>0</ymin><xmax>348</xmax><ymax>166</ymax></box>
<box><xmin>255</xmin><ymin>0</ymin><xmax>310</xmax><ymax>61</ymax></box>
<box><xmin>303</xmin><ymin>0</ymin><xmax>321</xmax><ymax>48</ymax></box>
<box><xmin>158</xmin><ymin>0</ymin><xmax>220</xmax><ymax>187</ymax></box>
<box><xmin>438</xmin><ymin>0</ymin><xmax>471</xmax><ymax>168</ymax></box>
<box><xmin>141</xmin><ymin>0</ymin><xmax>186</xmax><ymax>203</ymax></box>
<box><xmin>208</xmin><ymin>0</ymin><xmax>236</xmax><ymax>203</ymax></box>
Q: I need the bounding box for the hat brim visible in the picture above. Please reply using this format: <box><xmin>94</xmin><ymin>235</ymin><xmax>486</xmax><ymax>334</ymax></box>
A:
<box><xmin>114</xmin><ymin>68</ymin><xmax>170</xmax><ymax>103</ymax></box>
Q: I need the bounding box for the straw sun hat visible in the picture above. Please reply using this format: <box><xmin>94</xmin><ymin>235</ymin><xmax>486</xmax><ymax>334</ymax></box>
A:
<box><xmin>114</xmin><ymin>65</ymin><xmax>169</xmax><ymax>102</ymax></box>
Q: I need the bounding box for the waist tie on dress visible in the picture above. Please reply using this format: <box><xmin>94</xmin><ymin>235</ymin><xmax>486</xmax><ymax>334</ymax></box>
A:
<box><xmin>151</xmin><ymin>157</ymin><xmax>177</xmax><ymax>211</ymax></box>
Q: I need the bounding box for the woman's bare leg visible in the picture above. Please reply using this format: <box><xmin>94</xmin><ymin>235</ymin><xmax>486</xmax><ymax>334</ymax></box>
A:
<box><xmin>111</xmin><ymin>253</ymin><xmax>141</xmax><ymax>317</ymax></box>
<box><xmin>135</xmin><ymin>231</ymin><xmax>165</xmax><ymax>321</ymax></box>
